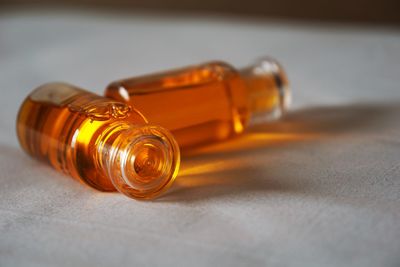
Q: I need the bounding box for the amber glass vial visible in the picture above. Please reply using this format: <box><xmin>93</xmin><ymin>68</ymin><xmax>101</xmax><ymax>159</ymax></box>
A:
<box><xmin>105</xmin><ymin>58</ymin><xmax>291</xmax><ymax>147</ymax></box>
<box><xmin>17</xmin><ymin>83</ymin><xmax>180</xmax><ymax>199</ymax></box>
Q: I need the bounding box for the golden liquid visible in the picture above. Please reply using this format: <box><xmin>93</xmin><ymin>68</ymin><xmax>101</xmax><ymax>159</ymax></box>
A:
<box><xmin>16</xmin><ymin>83</ymin><xmax>147</xmax><ymax>191</ymax></box>
<box><xmin>105</xmin><ymin>62</ymin><xmax>251</xmax><ymax>148</ymax></box>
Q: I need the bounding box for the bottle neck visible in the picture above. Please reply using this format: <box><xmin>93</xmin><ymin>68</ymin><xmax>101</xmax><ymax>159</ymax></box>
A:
<box><xmin>96</xmin><ymin>121</ymin><xmax>180</xmax><ymax>200</ymax></box>
<box><xmin>239</xmin><ymin>58</ymin><xmax>291</xmax><ymax>126</ymax></box>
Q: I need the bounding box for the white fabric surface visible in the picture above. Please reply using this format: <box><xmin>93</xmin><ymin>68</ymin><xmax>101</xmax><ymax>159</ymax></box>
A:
<box><xmin>1</xmin><ymin>8</ymin><xmax>400</xmax><ymax>267</ymax></box>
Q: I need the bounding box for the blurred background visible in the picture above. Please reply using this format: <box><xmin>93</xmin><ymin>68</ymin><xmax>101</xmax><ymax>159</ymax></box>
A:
<box><xmin>1</xmin><ymin>0</ymin><xmax>400</xmax><ymax>25</ymax></box>
<box><xmin>1</xmin><ymin>0</ymin><xmax>400</xmax><ymax>24</ymax></box>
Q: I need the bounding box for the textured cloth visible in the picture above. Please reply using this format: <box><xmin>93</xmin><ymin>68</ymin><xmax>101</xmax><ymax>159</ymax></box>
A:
<box><xmin>0</xmin><ymin>8</ymin><xmax>400</xmax><ymax>267</ymax></box>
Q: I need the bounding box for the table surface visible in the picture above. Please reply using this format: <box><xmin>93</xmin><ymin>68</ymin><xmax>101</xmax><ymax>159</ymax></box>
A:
<box><xmin>1</xmin><ymin>8</ymin><xmax>400</xmax><ymax>267</ymax></box>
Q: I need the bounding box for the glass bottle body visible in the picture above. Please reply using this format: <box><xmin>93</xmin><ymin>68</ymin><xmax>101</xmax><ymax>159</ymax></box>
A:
<box><xmin>105</xmin><ymin>59</ymin><xmax>290</xmax><ymax>148</ymax></box>
<box><xmin>17</xmin><ymin>83</ymin><xmax>180</xmax><ymax>199</ymax></box>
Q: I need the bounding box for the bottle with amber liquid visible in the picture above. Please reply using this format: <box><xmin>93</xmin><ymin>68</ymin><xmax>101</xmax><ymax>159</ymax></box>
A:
<box><xmin>105</xmin><ymin>58</ymin><xmax>291</xmax><ymax>148</ymax></box>
<box><xmin>17</xmin><ymin>83</ymin><xmax>180</xmax><ymax>200</ymax></box>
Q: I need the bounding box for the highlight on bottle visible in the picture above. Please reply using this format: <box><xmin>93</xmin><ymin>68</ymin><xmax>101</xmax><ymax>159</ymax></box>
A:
<box><xmin>16</xmin><ymin>82</ymin><xmax>180</xmax><ymax>200</ymax></box>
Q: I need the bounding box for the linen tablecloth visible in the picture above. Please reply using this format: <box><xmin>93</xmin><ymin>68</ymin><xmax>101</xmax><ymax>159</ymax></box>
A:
<box><xmin>1</xmin><ymin>8</ymin><xmax>399</xmax><ymax>266</ymax></box>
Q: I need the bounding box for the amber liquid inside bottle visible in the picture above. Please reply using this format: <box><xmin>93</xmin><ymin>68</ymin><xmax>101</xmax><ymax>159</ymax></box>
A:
<box><xmin>105</xmin><ymin>58</ymin><xmax>290</xmax><ymax>148</ymax></box>
<box><xmin>17</xmin><ymin>83</ymin><xmax>180</xmax><ymax>199</ymax></box>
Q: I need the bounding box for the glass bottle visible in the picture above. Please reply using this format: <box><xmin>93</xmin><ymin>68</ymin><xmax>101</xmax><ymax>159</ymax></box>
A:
<box><xmin>105</xmin><ymin>58</ymin><xmax>291</xmax><ymax>148</ymax></box>
<box><xmin>16</xmin><ymin>83</ymin><xmax>180</xmax><ymax>200</ymax></box>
